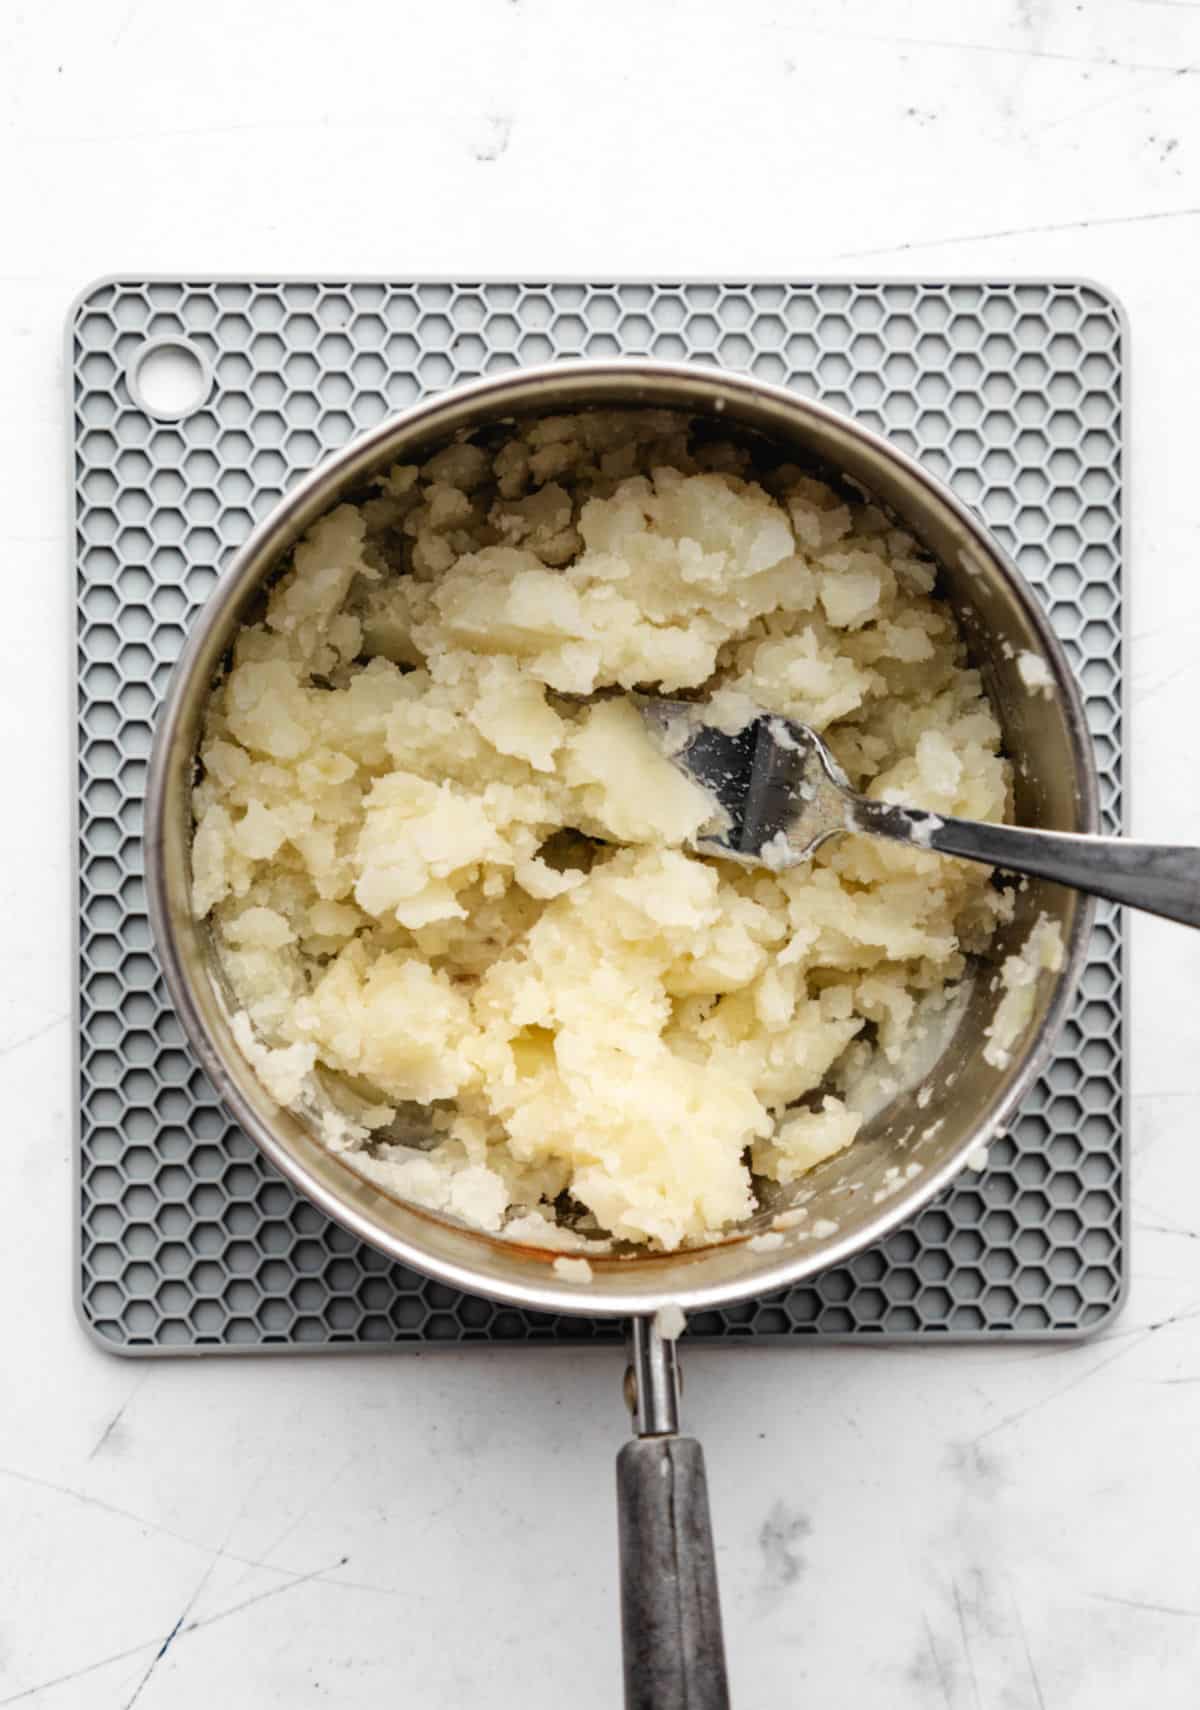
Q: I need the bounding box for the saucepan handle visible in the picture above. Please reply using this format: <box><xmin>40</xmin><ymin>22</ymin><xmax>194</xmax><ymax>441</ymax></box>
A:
<box><xmin>617</xmin><ymin>1318</ymin><xmax>729</xmax><ymax>1710</ymax></box>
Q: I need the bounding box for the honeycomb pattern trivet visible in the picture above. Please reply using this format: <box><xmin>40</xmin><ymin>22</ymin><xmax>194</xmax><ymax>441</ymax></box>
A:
<box><xmin>69</xmin><ymin>278</ymin><xmax>1125</xmax><ymax>1352</ymax></box>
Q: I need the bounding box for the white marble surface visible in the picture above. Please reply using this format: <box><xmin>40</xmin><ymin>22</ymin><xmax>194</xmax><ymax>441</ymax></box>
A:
<box><xmin>3</xmin><ymin>0</ymin><xmax>1200</xmax><ymax>1703</ymax></box>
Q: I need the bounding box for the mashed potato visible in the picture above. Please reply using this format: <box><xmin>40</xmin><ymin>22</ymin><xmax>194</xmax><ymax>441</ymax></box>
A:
<box><xmin>192</xmin><ymin>410</ymin><xmax>1014</xmax><ymax>1252</ymax></box>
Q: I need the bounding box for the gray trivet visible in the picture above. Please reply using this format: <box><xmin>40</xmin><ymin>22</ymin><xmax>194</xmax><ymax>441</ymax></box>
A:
<box><xmin>70</xmin><ymin>278</ymin><xmax>1125</xmax><ymax>1353</ymax></box>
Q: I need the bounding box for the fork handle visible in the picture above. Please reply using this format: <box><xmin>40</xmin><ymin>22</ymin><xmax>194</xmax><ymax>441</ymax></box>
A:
<box><xmin>852</xmin><ymin>800</ymin><xmax>1200</xmax><ymax>930</ymax></box>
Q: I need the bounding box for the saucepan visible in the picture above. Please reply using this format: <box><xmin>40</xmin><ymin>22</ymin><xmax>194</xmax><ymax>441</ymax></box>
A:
<box><xmin>145</xmin><ymin>362</ymin><xmax>1099</xmax><ymax>1709</ymax></box>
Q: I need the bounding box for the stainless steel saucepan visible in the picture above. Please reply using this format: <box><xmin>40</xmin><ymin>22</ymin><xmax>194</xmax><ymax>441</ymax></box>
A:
<box><xmin>145</xmin><ymin>362</ymin><xmax>1100</xmax><ymax>1709</ymax></box>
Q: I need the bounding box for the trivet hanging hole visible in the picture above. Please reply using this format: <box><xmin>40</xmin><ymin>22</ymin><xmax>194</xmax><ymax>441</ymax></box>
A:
<box><xmin>128</xmin><ymin>339</ymin><xmax>211</xmax><ymax>420</ymax></box>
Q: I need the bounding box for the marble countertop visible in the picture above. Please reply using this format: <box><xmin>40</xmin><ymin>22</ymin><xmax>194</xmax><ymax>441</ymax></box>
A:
<box><xmin>4</xmin><ymin>0</ymin><xmax>1200</xmax><ymax>1703</ymax></box>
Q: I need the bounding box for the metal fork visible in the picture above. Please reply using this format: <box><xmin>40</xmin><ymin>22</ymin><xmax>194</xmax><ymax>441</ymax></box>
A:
<box><xmin>637</xmin><ymin>698</ymin><xmax>1200</xmax><ymax>930</ymax></box>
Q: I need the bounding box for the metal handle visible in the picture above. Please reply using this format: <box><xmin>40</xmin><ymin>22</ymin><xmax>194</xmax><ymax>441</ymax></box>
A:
<box><xmin>618</xmin><ymin>1319</ymin><xmax>729</xmax><ymax>1710</ymax></box>
<box><xmin>854</xmin><ymin>800</ymin><xmax>1200</xmax><ymax>930</ymax></box>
